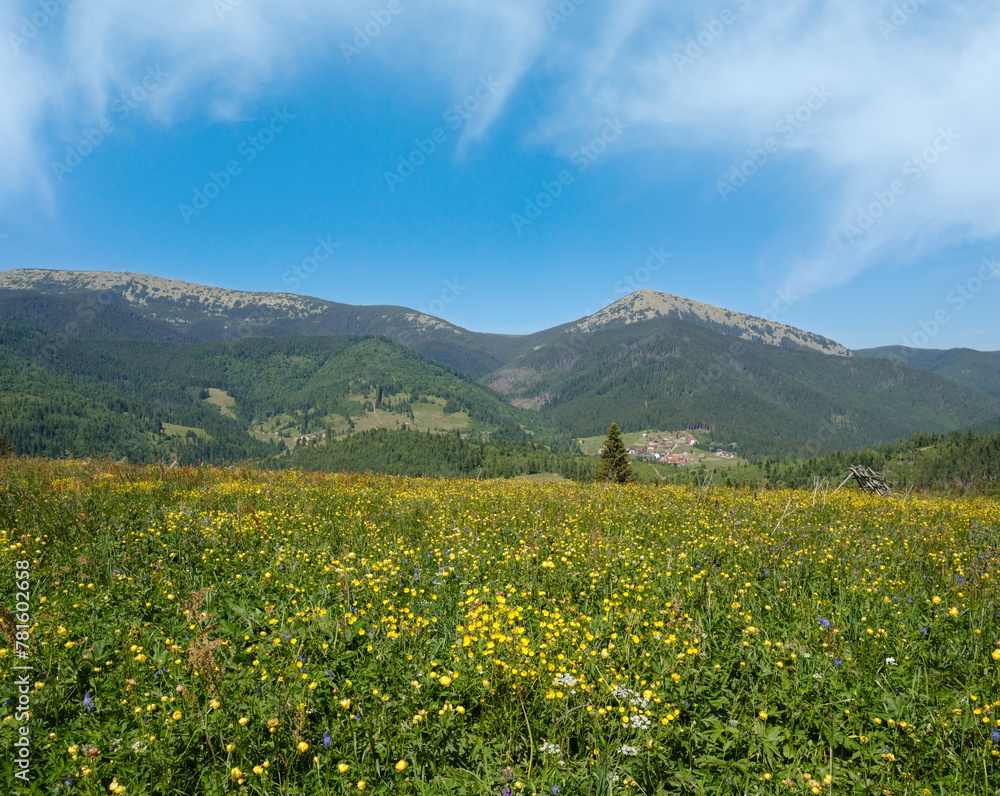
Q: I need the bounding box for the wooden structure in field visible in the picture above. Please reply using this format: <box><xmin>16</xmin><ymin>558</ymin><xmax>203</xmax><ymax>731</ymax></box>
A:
<box><xmin>833</xmin><ymin>465</ymin><xmax>893</xmax><ymax>496</ymax></box>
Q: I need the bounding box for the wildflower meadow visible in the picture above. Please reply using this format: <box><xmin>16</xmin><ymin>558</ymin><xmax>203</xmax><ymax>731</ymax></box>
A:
<box><xmin>2</xmin><ymin>458</ymin><xmax>1000</xmax><ymax>795</ymax></box>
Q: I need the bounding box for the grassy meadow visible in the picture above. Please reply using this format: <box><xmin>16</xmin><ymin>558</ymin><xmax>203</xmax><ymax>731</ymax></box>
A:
<box><xmin>2</xmin><ymin>459</ymin><xmax>1000</xmax><ymax>794</ymax></box>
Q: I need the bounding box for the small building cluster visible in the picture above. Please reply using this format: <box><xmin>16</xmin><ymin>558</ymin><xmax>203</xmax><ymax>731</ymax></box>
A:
<box><xmin>294</xmin><ymin>433</ymin><xmax>326</xmax><ymax>446</ymax></box>
<box><xmin>625</xmin><ymin>432</ymin><xmax>738</xmax><ymax>467</ymax></box>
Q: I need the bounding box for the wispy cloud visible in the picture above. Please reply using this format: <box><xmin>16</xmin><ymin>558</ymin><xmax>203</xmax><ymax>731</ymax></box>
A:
<box><xmin>2</xmin><ymin>0</ymin><xmax>999</xmax><ymax>307</ymax></box>
<box><xmin>0</xmin><ymin>0</ymin><xmax>551</xmax><ymax>206</ymax></box>
<box><xmin>551</xmin><ymin>1</ymin><xmax>1000</xmax><ymax>297</ymax></box>
<box><xmin>393</xmin><ymin>0</ymin><xmax>553</xmax><ymax>152</ymax></box>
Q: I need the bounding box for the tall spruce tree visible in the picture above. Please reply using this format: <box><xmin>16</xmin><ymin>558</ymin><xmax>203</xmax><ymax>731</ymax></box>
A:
<box><xmin>595</xmin><ymin>423</ymin><xmax>633</xmax><ymax>484</ymax></box>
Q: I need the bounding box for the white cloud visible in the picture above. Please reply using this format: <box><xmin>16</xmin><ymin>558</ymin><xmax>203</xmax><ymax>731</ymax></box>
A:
<box><xmin>392</xmin><ymin>0</ymin><xmax>552</xmax><ymax>152</ymax></box>
<box><xmin>551</xmin><ymin>0</ymin><xmax>1000</xmax><ymax>298</ymax></box>
<box><xmin>0</xmin><ymin>4</ymin><xmax>59</xmax><ymax>212</ymax></box>
<box><xmin>2</xmin><ymin>0</ymin><xmax>998</xmax><ymax>304</ymax></box>
<box><xmin>0</xmin><ymin>0</ymin><xmax>550</xmax><ymax>206</ymax></box>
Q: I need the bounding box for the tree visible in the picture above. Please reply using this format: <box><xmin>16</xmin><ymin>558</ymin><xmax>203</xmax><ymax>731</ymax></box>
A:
<box><xmin>0</xmin><ymin>431</ymin><xmax>12</xmax><ymax>458</ymax></box>
<box><xmin>595</xmin><ymin>423</ymin><xmax>633</xmax><ymax>484</ymax></box>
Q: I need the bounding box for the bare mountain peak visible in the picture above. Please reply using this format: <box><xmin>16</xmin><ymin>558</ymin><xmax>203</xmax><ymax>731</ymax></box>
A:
<box><xmin>0</xmin><ymin>268</ymin><xmax>460</xmax><ymax>334</ymax></box>
<box><xmin>0</xmin><ymin>268</ymin><xmax>323</xmax><ymax>313</ymax></box>
<box><xmin>0</xmin><ymin>269</ymin><xmax>846</xmax><ymax>355</ymax></box>
<box><xmin>569</xmin><ymin>289</ymin><xmax>850</xmax><ymax>356</ymax></box>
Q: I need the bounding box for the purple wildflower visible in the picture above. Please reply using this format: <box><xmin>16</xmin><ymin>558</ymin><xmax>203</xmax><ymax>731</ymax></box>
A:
<box><xmin>82</xmin><ymin>692</ymin><xmax>95</xmax><ymax>712</ymax></box>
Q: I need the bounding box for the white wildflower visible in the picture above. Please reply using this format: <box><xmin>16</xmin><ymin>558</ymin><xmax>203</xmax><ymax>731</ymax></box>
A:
<box><xmin>612</xmin><ymin>685</ymin><xmax>649</xmax><ymax>709</ymax></box>
<box><xmin>627</xmin><ymin>714</ymin><xmax>652</xmax><ymax>730</ymax></box>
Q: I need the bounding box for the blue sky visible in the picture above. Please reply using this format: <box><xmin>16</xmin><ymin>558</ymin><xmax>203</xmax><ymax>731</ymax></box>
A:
<box><xmin>1</xmin><ymin>0</ymin><xmax>999</xmax><ymax>350</ymax></box>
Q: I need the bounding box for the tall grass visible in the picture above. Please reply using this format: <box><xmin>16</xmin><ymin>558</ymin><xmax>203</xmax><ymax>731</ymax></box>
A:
<box><xmin>1</xmin><ymin>458</ymin><xmax>999</xmax><ymax>794</ymax></box>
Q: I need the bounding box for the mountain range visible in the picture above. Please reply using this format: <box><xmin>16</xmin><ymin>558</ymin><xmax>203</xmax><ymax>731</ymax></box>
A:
<box><xmin>1</xmin><ymin>268</ymin><xmax>997</xmax><ymax>463</ymax></box>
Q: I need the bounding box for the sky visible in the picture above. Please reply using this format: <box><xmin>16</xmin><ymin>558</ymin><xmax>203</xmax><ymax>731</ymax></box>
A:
<box><xmin>1</xmin><ymin>0</ymin><xmax>999</xmax><ymax>351</ymax></box>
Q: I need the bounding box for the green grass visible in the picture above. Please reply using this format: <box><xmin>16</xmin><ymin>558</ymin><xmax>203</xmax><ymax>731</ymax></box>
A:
<box><xmin>204</xmin><ymin>389</ymin><xmax>237</xmax><ymax>419</ymax></box>
<box><xmin>161</xmin><ymin>423</ymin><xmax>211</xmax><ymax>440</ymax></box>
<box><xmin>320</xmin><ymin>398</ymin><xmax>471</xmax><ymax>440</ymax></box>
<box><xmin>1</xmin><ymin>457</ymin><xmax>999</xmax><ymax>795</ymax></box>
<box><xmin>512</xmin><ymin>472</ymin><xmax>568</xmax><ymax>483</ymax></box>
